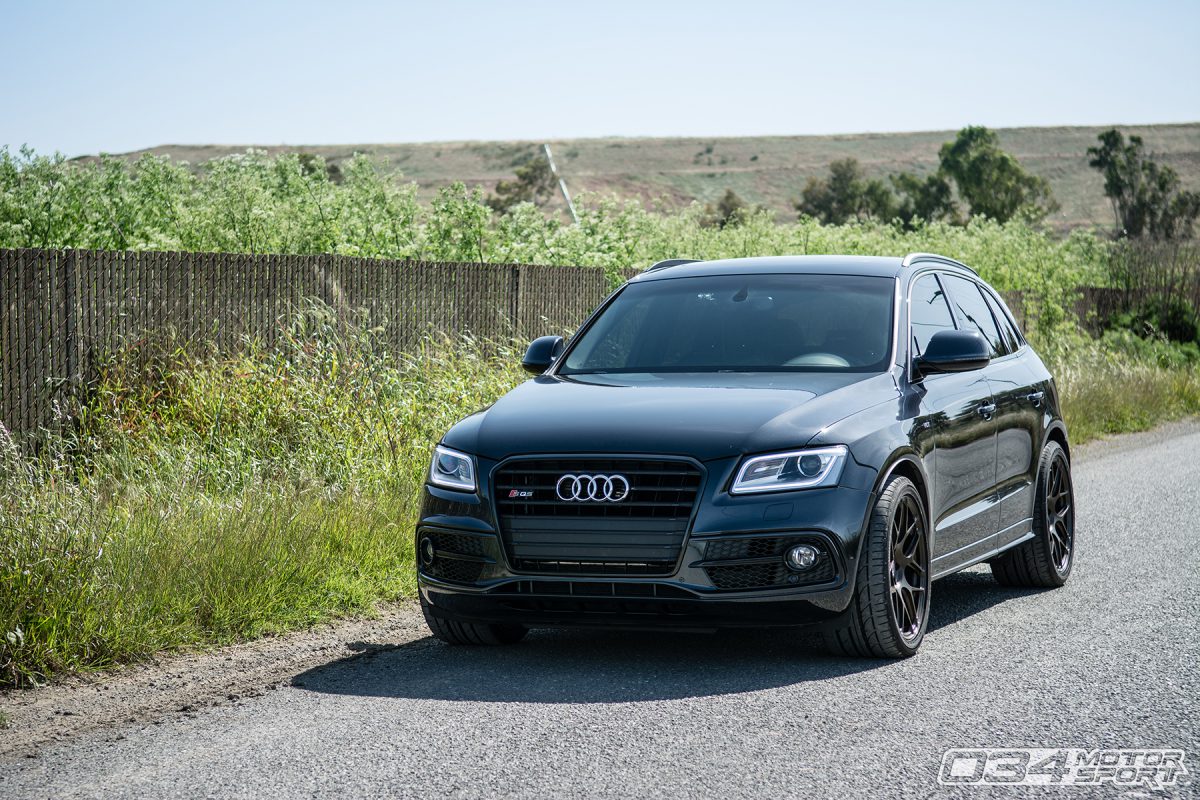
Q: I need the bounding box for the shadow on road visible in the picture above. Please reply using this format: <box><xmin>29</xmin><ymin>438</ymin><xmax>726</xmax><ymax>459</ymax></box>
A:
<box><xmin>292</xmin><ymin>570</ymin><xmax>1040</xmax><ymax>704</ymax></box>
<box><xmin>929</xmin><ymin>569</ymin><xmax>1049</xmax><ymax>632</ymax></box>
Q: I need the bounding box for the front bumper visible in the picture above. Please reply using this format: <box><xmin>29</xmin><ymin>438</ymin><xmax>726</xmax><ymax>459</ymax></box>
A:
<box><xmin>416</xmin><ymin>455</ymin><xmax>877</xmax><ymax>631</ymax></box>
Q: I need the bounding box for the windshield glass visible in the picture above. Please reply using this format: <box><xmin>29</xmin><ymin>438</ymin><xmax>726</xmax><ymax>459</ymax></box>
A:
<box><xmin>560</xmin><ymin>274</ymin><xmax>895</xmax><ymax>374</ymax></box>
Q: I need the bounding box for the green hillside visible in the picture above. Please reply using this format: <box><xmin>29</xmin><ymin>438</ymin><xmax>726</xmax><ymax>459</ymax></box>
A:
<box><xmin>99</xmin><ymin>123</ymin><xmax>1200</xmax><ymax>231</ymax></box>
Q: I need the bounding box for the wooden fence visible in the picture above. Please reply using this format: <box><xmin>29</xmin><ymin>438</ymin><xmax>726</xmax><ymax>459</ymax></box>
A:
<box><xmin>0</xmin><ymin>249</ymin><xmax>621</xmax><ymax>437</ymax></box>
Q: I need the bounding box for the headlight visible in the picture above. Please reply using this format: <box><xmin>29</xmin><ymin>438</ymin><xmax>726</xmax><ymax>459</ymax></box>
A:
<box><xmin>429</xmin><ymin>445</ymin><xmax>476</xmax><ymax>492</ymax></box>
<box><xmin>730</xmin><ymin>446</ymin><xmax>849</xmax><ymax>494</ymax></box>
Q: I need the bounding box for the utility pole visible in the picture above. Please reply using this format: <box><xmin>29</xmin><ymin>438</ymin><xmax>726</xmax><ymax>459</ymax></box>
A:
<box><xmin>543</xmin><ymin>143</ymin><xmax>578</xmax><ymax>224</ymax></box>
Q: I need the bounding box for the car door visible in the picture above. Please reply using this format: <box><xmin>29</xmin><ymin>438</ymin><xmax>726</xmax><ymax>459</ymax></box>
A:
<box><xmin>978</xmin><ymin>286</ymin><xmax>1045</xmax><ymax>547</ymax></box>
<box><xmin>906</xmin><ymin>272</ymin><xmax>1000</xmax><ymax>574</ymax></box>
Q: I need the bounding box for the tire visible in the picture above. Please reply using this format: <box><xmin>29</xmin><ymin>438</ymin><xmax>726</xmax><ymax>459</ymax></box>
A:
<box><xmin>990</xmin><ymin>441</ymin><xmax>1075</xmax><ymax>588</ymax></box>
<box><xmin>824</xmin><ymin>474</ymin><xmax>931</xmax><ymax>658</ymax></box>
<box><xmin>420</xmin><ymin>598</ymin><xmax>528</xmax><ymax>646</ymax></box>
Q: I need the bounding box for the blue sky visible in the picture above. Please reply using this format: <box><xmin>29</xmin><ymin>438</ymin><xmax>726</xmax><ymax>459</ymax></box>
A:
<box><xmin>3</xmin><ymin>0</ymin><xmax>1198</xmax><ymax>156</ymax></box>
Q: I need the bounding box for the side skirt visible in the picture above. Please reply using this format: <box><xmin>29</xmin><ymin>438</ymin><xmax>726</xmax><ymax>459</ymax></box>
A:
<box><xmin>931</xmin><ymin>524</ymin><xmax>1034</xmax><ymax>580</ymax></box>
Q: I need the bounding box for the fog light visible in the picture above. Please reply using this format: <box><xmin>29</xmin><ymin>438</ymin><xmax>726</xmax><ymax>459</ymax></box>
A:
<box><xmin>785</xmin><ymin>544</ymin><xmax>818</xmax><ymax>571</ymax></box>
<box><xmin>420</xmin><ymin>537</ymin><xmax>436</xmax><ymax>566</ymax></box>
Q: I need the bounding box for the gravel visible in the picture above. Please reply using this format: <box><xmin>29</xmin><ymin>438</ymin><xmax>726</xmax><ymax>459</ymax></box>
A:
<box><xmin>2</xmin><ymin>421</ymin><xmax>1198</xmax><ymax>799</ymax></box>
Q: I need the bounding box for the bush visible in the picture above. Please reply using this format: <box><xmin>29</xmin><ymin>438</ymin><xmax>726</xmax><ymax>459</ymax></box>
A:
<box><xmin>1109</xmin><ymin>296</ymin><xmax>1200</xmax><ymax>345</ymax></box>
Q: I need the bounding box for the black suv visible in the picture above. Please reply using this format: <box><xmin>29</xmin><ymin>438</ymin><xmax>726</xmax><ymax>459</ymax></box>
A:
<box><xmin>416</xmin><ymin>254</ymin><xmax>1075</xmax><ymax>657</ymax></box>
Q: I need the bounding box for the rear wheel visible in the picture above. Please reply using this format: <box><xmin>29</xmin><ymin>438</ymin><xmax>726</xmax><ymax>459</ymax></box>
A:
<box><xmin>825</xmin><ymin>474</ymin><xmax>930</xmax><ymax>658</ymax></box>
<box><xmin>421</xmin><ymin>598</ymin><xmax>528</xmax><ymax>646</ymax></box>
<box><xmin>990</xmin><ymin>441</ymin><xmax>1074</xmax><ymax>588</ymax></box>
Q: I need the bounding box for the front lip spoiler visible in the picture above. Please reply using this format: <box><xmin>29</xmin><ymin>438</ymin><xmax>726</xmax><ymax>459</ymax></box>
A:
<box><xmin>421</xmin><ymin>581</ymin><xmax>851</xmax><ymax>630</ymax></box>
<box><xmin>418</xmin><ymin>570</ymin><xmax>849</xmax><ymax>601</ymax></box>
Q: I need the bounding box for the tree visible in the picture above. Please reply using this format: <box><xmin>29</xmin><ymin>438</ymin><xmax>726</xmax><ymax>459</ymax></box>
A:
<box><xmin>890</xmin><ymin>171</ymin><xmax>958</xmax><ymax>227</ymax></box>
<box><xmin>486</xmin><ymin>153</ymin><xmax>558</xmax><ymax>213</ymax></box>
<box><xmin>938</xmin><ymin>126</ymin><xmax>1058</xmax><ymax>223</ymax></box>
<box><xmin>796</xmin><ymin>158</ymin><xmax>895</xmax><ymax>224</ymax></box>
<box><xmin>703</xmin><ymin>188</ymin><xmax>750</xmax><ymax>228</ymax></box>
<box><xmin>1087</xmin><ymin>128</ymin><xmax>1200</xmax><ymax>240</ymax></box>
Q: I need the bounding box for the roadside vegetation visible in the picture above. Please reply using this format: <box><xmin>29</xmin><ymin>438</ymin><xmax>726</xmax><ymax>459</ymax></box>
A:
<box><xmin>2</xmin><ymin>130</ymin><xmax>1199</xmax><ymax>688</ymax></box>
<box><xmin>1</xmin><ymin>314</ymin><xmax>525</xmax><ymax>688</ymax></box>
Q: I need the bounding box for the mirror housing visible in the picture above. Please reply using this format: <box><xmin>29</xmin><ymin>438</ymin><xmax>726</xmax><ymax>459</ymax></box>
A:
<box><xmin>916</xmin><ymin>330</ymin><xmax>991</xmax><ymax>375</ymax></box>
<box><xmin>522</xmin><ymin>335</ymin><xmax>565</xmax><ymax>374</ymax></box>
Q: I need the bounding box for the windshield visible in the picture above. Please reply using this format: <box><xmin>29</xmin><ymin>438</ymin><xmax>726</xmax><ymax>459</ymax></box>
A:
<box><xmin>559</xmin><ymin>274</ymin><xmax>895</xmax><ymax>374</ymax></box>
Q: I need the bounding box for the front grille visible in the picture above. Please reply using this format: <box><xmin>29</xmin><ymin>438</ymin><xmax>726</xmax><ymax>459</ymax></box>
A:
<box><xmin>491</xmin><ymin>580</ymin><xmax>695</xmax><ymax>616</ymax></box>
<box><xmin>702</xmin><ymin>536</ymin><xmax>836</xmax><ymax>591</ymax></box>
<box><xmin>492</xmin><ymin>580</ymin><xmax>695</xmax><ymax>599</ymax></box>
<box><xmin>494</xmin><ymin>458</ymin><xmax>703</xmax><ymax>576</ymax></box>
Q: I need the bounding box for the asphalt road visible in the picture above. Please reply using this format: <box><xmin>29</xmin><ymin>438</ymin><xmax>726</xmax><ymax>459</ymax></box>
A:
<box><xmin>4</xmin><ymin>424</ymin><xmax>1198</xmax><ymax>799</ymax></box>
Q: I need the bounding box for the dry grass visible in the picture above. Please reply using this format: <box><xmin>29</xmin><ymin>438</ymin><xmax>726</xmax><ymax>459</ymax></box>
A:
<box><xmin>1051</xmin><ymin>342</ymin><xmax>1200</xmax><ymax>443</ymax></box>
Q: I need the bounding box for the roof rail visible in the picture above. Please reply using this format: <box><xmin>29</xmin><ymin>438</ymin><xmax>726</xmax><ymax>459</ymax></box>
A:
<box><xmin>644</xmin><ymin>258</ymin><xmax>701</xmax><ymax>273</ymax></box>
<box><xmin>901</xmin><ymin>252</ymin><xmax>978</xmax><ymax>275</ymax></box>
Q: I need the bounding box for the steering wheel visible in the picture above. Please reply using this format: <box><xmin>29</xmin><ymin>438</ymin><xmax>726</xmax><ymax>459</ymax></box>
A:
<box><xmin>785</xmin><ymin>353</ymin><xmax>851</xmax><ymax>367</ymax></box>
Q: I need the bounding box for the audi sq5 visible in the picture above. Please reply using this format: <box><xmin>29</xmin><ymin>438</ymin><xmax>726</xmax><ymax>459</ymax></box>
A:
<box><xmin>416</xmin><ymin>254</ymin><xmax>1076</xmax><ymax>657</ymax></box>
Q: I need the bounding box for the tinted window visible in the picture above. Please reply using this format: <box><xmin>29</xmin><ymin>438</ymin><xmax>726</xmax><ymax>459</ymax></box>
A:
<box><xmin>909</xmin><ymin>273</ymin><xmax>956</xmax><ymax>356</ymax></box>
<box><xmin>561</xmin><ymin>274</ymin><xmax>894</xmax><ymax>374</ymax></box>
<box><xmin>942</xmin><ymin>275</ymin><xmax>1006</xmax><ymax>356</ymax></box>
<box><xmin>983</xmin><ymin>289</ymin><xmax>1022</xmax><ymax>353</ymax></box>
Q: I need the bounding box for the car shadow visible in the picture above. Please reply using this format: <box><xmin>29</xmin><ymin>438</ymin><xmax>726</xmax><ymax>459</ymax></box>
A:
<box><xmin>291</xmin><ymin>570</ymin><xmax>1042</xmax><ymax>704</ymax></box>
<box><xmin>929</xmin><ymin>568</ymin><xmax>1050</xmax><ymax>632</ymax></box>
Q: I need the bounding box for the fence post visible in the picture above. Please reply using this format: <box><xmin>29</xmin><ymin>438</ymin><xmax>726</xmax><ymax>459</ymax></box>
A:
<box><xmin>63</xmin><ymin>249</ymin><xmax>80</xmax><ymax>397</ymax></box>
<box><xmin>510</xmin><ymin>264</ymin><xmax>521</xmax><ymax>339</ymax></box>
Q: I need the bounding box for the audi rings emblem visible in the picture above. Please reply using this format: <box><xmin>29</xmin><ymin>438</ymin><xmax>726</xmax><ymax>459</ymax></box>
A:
<box><xmin>555</xmin><ymin>473</ymin><xmax>630</xmax><ymax>502</ymax></box>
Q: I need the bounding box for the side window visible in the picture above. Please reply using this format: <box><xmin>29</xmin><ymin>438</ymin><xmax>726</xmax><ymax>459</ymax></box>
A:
<box><xmin>942</xmin><ymin>274</ymin><xmax>1006</xmax><ymax>356</ymax></box>
<box><xmin>909</xmin><ymin>273</ymin><xmax>956</xmax><ymax>356</ymax></box>
<box><xmin>982</xmin><ymin>289</ymin><xmax>1023</xmax><ymax>353</ymax></box>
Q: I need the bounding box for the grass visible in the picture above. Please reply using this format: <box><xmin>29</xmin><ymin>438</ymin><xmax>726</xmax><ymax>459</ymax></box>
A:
<box><xmin>1049</xmin><ymin>337</ymin><xmax>1200</xmax><ymax>442</ymax></box>
<box><xmin>1</xmin><ymin>308</ymin><xmax>1197</xmax><ymax>689</ymax></box>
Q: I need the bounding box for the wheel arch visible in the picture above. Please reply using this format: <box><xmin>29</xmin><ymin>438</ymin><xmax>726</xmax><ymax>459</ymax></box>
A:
<box><xmin>873</xmin><ymin>451</ymin><xmax>930</xmax><ymax>515</ymax></box>
<box><xmin>854</xmin><ymin>450</ymin><xmax>931</xmax><ymax>565</ymax></box>
<box><xmin>1045</xmin><ymin>420</ymin><xmax>1071</xmax><ymax>462</ymax></box>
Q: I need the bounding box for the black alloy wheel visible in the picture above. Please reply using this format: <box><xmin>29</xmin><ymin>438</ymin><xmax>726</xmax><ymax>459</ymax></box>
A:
<box><xmin>825</xmin><ymin>474</ymin><xmax>931</xmax><ymax>658</ymax></box>
<box><xmin>890</xmin><ymin>491</ymin><xmax>929</xmax><ymax>644</ymax></box>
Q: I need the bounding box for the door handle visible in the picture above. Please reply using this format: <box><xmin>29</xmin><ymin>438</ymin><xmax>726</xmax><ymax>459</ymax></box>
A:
<box><xmin>977</xmin><ymin>402</ymin><xmax>997</xmax><ymax>419</ymax></box>
<box><xmin>1026</xmin><ymin>390</ymin><xmax>1045</xmax><ymax>407</ymax></box>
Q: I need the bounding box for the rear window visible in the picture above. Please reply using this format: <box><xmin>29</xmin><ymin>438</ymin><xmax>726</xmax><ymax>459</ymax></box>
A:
<box><xmin>983</xmin><ymin>289</ymin><xmax>1023</xmax><ymax>353</ymax></box>
<box><xmin>942</xmin><ymin>274</ymin><xmax>1006</xmax><ymax>356</ymax></box>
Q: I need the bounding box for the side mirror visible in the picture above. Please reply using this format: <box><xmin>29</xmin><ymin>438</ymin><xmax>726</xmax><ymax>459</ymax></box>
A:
<box><xmin>916</xmin><ymin>330</ymin><xmax>991</xmax><ymax>375</ymax></box>
<box><xmin>521</xmin><ymin>335</ymin><xmax>565</xmax><ymax>374</ymax></box>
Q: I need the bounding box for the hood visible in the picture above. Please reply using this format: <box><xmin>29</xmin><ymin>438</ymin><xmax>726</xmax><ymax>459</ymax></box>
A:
<box><xmin>444</xmin><ymin>371</ymin><xmax>898</xmax><ymax>462</ymax></box>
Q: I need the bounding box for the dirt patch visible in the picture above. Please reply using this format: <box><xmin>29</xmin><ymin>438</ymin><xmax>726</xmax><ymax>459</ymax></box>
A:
<box><xmin>0</xmin><ymin>602</ymin><xmax>427</xmax><ymax>757</ymax></box>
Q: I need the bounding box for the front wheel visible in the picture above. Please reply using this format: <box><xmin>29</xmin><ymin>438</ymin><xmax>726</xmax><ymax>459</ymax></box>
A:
<box><xmin>990</xmin><ymin>441</ymin><xmax>1075</xmax><ymax>588</ymax></box>
<box><xmin>825</xmin><ymin>474</ymin><xmax>931</xmax><ymax>658</ymax></box>
<box><xmin>421</xmin><ymin>598</ymin><xmax>528</xmax><ymax>646</ymax></box>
